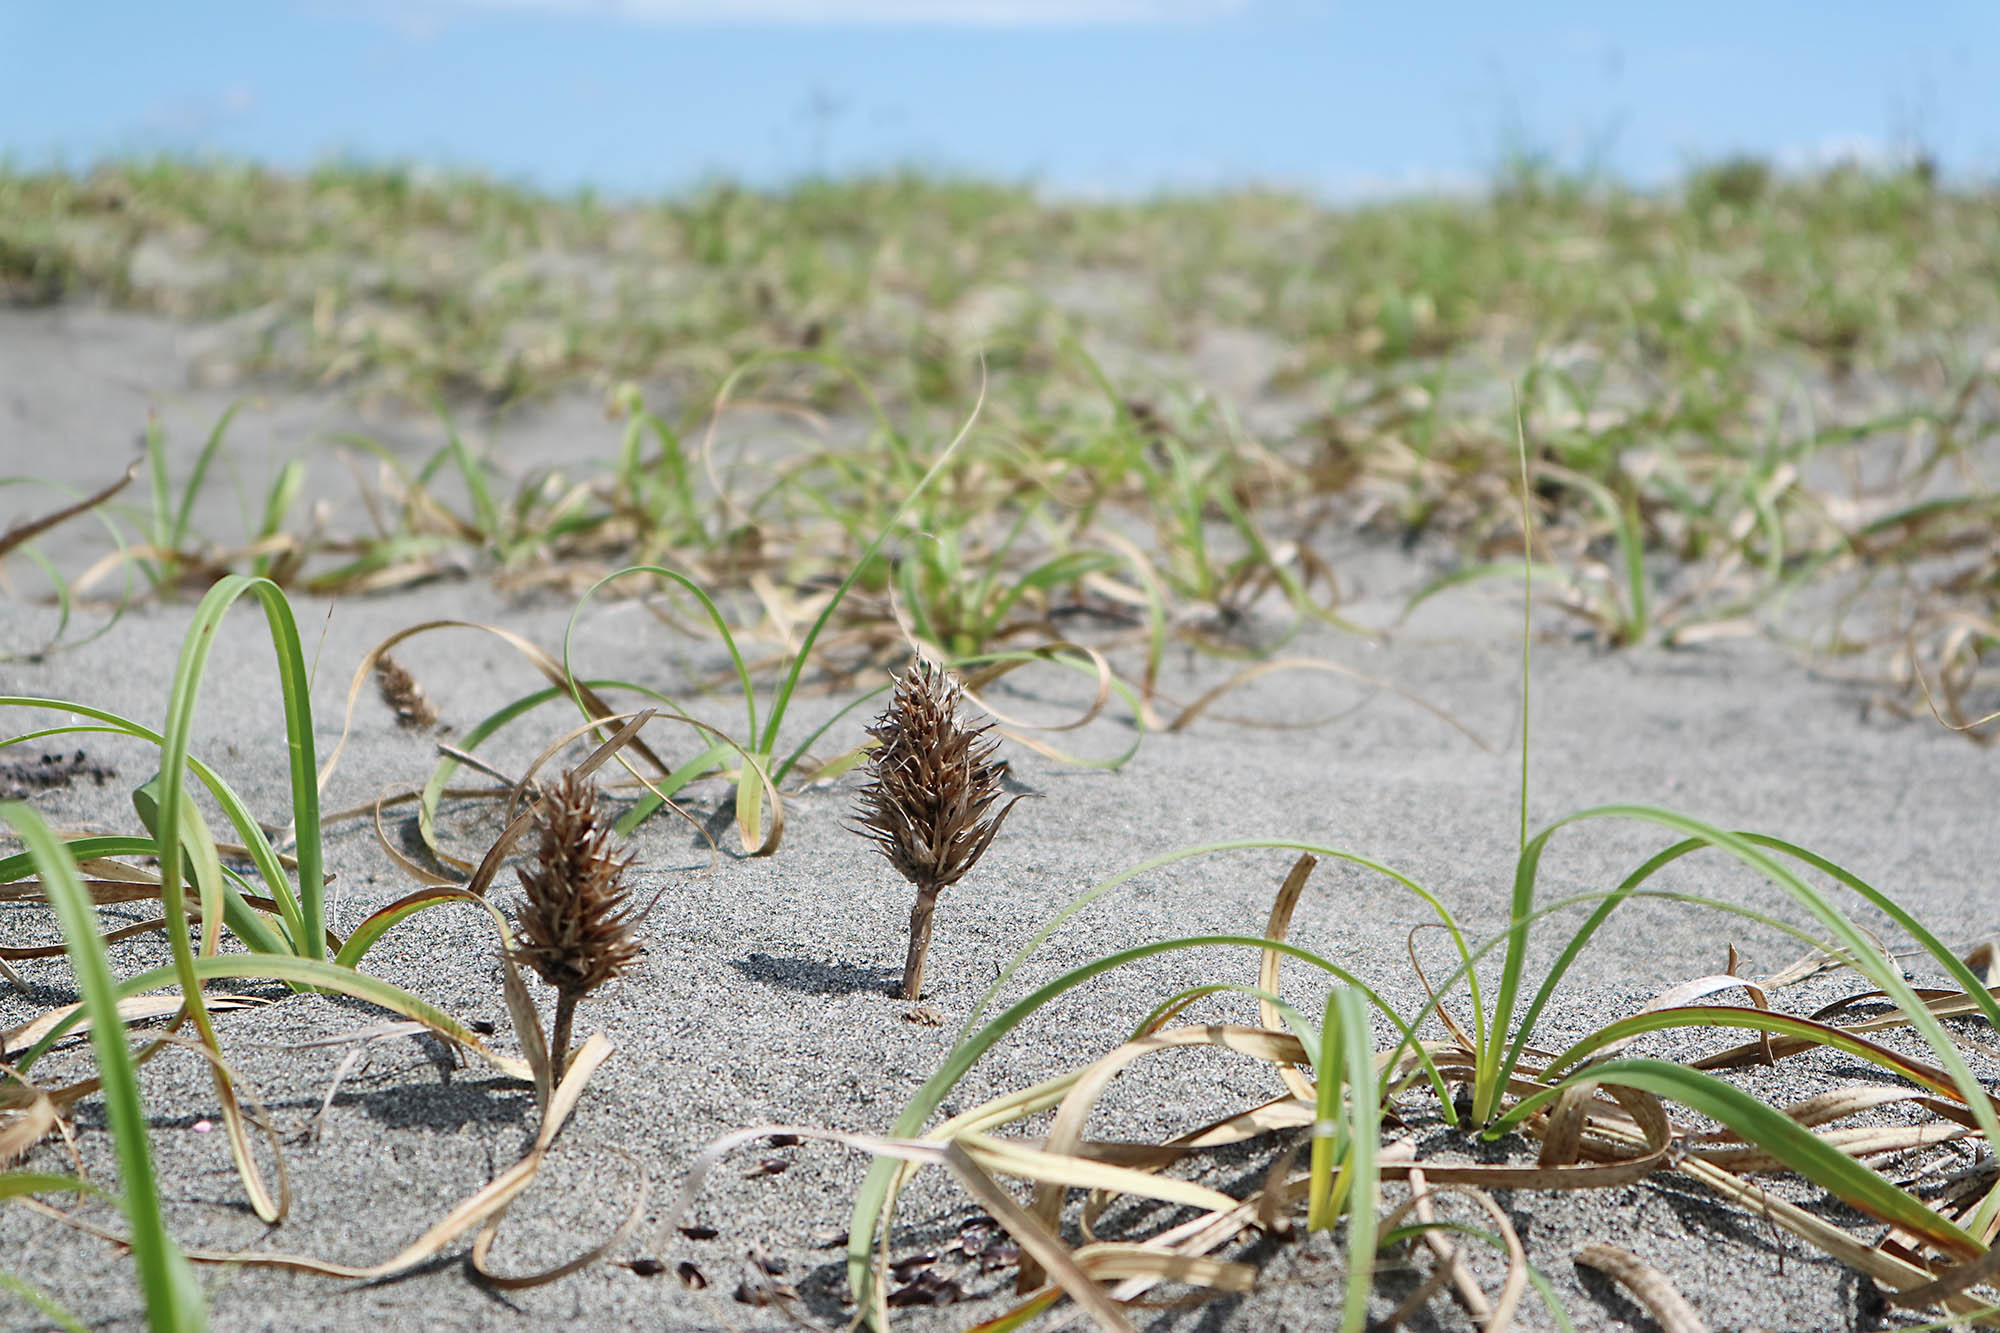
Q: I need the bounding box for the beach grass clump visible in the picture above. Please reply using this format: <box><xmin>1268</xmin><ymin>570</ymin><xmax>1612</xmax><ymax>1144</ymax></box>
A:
<box><xmin>853</xmin><ymin>662</ymin><xmax>1022</xmax><ymax>1002</ymax></box>
<box><xmin>0</xmin><ymin>582</ymin><xmax>666</xmax><ymax>1296</ymax></box>
<box><xmin>782</xmin><ymin>817</ymin><xmax>2000</xmax><ymax>1330</ymax></box>
<box><xmin>7</xmin><ymin>156</ymin><xmax>1998</xmax><ymax>712</ymax></box>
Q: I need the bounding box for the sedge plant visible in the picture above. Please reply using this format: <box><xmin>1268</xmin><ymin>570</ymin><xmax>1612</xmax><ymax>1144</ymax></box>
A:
<box><xmin>852</xmin><ymin>661</ymin><xmax>1023</xmax><ymax>1002</ymax></box>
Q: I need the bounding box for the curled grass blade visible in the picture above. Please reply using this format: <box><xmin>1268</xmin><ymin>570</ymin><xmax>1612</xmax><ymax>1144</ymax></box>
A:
<box><xmin>15</xmin><ymin>952</ymin><xmax>529</xmax><ymax>1084</ymax></box>
<box><xmin>1506</xmin><ymin>1057</ymin><xmax>1981</xmax><ymax>1256</ymax></box>
<box><xmin>149</xmin><ymin>575</ymin><xmax>323</xmax><ymax>958</ymax></box>
<box><xmin>961</xmin><ymin>838</ymin><xmax>1477</xmax><ymax>1057</ymax></box>
<box><xmin>1478</xmin><ymin>804</ymin><xmax>2000</xmax><ymax>1160</ymax></box>
<box><xmin>1539</xmin><ymin>1004</ymin><xmax>2000</xmax><ymax>1108</ymax></box>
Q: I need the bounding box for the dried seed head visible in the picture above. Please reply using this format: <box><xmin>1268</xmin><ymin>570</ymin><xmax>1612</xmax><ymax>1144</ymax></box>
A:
<box><xmin>854</xmin><ymin>663</ymin><xmax>1018</xmax><ymax>896</ymax></box>
<box><xmin>509</xmin><ymin>770</ymin><xmax>641</xmax><ymax>998</ymax></box>
<box><xmin>373</xmin><ymin>652</ymin><xmax>439</xmax><ymax>730</ymax></box>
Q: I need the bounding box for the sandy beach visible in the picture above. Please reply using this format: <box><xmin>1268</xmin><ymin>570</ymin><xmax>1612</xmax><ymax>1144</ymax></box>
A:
<box><xmin>4</xmin><ymin>303</ymin><xmax>1998</xmax><ymax>1332</ymax></box>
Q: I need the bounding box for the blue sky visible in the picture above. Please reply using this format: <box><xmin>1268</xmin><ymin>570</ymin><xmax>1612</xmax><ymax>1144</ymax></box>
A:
<box><xmin>4</xmin><ymin>2</ymin><xmax>1995</xmax><ymax>199</ymax></box>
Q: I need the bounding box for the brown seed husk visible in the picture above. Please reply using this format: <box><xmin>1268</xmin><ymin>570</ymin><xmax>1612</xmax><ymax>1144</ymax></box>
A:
<box><xmin>373</xmin><ymin>651</ymin><xmax>440</xmax><ymax>730</ymax></box>
<box><xmin>854</xmin><ymin>662</ymin><xmax>1022</xmax><ymax>1000</ymax></box>
<box><xmin>509</xmin><ymin>771</ymin><xmax>642</xmax><ymax>999</ymax></box>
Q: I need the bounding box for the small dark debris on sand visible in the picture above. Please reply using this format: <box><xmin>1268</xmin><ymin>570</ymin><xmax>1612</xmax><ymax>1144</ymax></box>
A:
<box><xmin>0</xmin><ymin>749</ymin><xmax>116</xmax><ymax>800</ymax></box>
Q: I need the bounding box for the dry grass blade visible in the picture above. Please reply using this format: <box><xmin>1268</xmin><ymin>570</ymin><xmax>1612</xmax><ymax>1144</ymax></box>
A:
<box><xmin>118</xmin><ymin>1033</ymin><xmax>622</xmax><ymax>1282</ymax></box>
<box><xmin>1465</xmin><ymin>1186</ymin><xmax>1528</xmax><ymax>1333</ymax></box>
<box><xmin>1060</xmin><ymin>1244</ymin><xmax>1255</xmax><ymax>1291</ymax></box>
<box><xmin>500</xmin><ymin>941</ymin><xmax>554</xmax><ymax>1116</ymax></box>
<box><xmin>1883</xmin><ymin>1244</ymin><xmax>2000</xmax><ymax>1310</ymax></box>
<box><xmin>1682</xmin><ymin>1004</ymin><xmax>2000</xmax><ymax>1114</ymax></box>
<box><xmin>321</xmin><ymin>620</ymin><xmax>674</xmax><ymax>801</ymax></box>
<box><xmin>0</xmin><ymin>461</ymin><xmax>138</xmax><ymax>561</ymax></box>
<box><xmin>1379</xmin><ymin>1179</ymin><xmax>1527</xmax><ymax>1331</ymax></box>
<box><xmin>1257</xmin><ymin>852</ymin><xmax>1321</xmax><ymax>1102</ymax></box>
<box><xmin>956</xmin><ymin>643</ymin><xmax>1117</xmax><ymax>736</ymax></box>
<box><xmin>470</xmin><ymin>1148</ymin><xmax>653</xmax><ymax>1289</ymax></box>
<box><xmin>959</xmin><ymin>1130</ymin><xmax>1241</xmax><ymax>1215</ymax></box>
<box><xmin>1161</xmin><ymin>656</ymin><xmax>1492</xmax><ymax>751</ymax></box>
<box><xmin>1406</xmin><ymin>1166</ymin><xmax>1494</xmax><ymax>1324</ymax></box>
<box><xmin>941</xmin><ymin>1139</ymin><xmax>1136</xmax><ymax>1333</ymax></box>
<box><xmin>1909</xmin><ymin>615</ymin><xmax>2000</xmax><ymax>742</ymax></box>
<box><xmin>1020</xmin><ymin>1024</ymin><xmax>1310</xmax><ymax>1288</ymax></box>
<box><xmin>458</xmin><ymin>709</ymin><xmax>656</xmax><ymax>899</ymax></box>
<box><xmin>0</xmin><ymin>1072</ymin><xmax>59</xmax><ymax>1165</ymax></box>
<box><xmin>1535</xmin><ymin>1080</ymin><xmax>1599</xmax><ymax>1168</ymax></box>
<box><xmin>1574</xmin><ymin>1243</ymin><xmax>1708</xmax><ymax>1333</ymax></box>
<box><xmin>5</xmin><ymin>994</ymin><xmax>269</xmax><ymax>1058</ymax></box>
<box><xmin>1588</xmin><ymin>1115</ymin><xmax>2000</xmax><ymax>1323</ymax></box>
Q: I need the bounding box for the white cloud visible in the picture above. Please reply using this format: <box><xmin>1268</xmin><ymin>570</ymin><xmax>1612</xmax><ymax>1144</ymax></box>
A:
<box><xmin>430</xmin><ymin>0</ymin><xmax>1248</xmax><ymax>24</ymax></box>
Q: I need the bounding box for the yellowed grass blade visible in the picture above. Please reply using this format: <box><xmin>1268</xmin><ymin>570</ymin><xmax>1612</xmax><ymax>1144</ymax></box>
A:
<box><xmin>1575</xmin><ymin>1243</ymin><xmax>1707</xmax><ymax>1333</ymax></box>
<box><xmin>0</xmin><ymin>1074</ymin><xmax>58</xmax><ymax>1165</ymax></box>
<box><xmin>1258</xmin><ymin>852</ymin><xmax>1321</xmax><ymax>1102</ymax></box>
<box><xmin>157</xmin><ymin>1034</ymin><xmax>615</xmax><ymax>1281</ymax></box>
<box><xmin>5</xmin><ymin>993</ymin><xmax>268</xmax><ymax>1053</ymax></box>
<box><xmin>961</xmin><ymin>1132</ymin><xmax>1239</xmax><ymax>1215</ymax></box>
<box><xmin>1021</xmin><ymin>1024</ymin><xmax>1309</xmax><ymax>1287</ymax></box>
<box><xmin>943</xmin><ymin>1139</ymin><xmax>1136</xmax><ymax>1333</ymax></box>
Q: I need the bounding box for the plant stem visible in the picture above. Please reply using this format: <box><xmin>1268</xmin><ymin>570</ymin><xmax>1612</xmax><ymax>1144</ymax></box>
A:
<box><xmin>550</xmin><ymin>989</ymin><xmax>578</xmax><ymax>1083</ymax></box>
<box><xmin>902</xmin><ymin>887</ymin><xmax>940</xmax><ymax>1001</ymax></box>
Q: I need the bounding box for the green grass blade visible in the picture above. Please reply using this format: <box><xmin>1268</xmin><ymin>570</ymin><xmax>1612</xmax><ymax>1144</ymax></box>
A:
<box><xmin>961</xmin><ymin>838</ymin><xmax>1475</xmax><ymax>1056</ymax></box>
<box><xmin>1333</xmin><ymin>985</ymin><xmax>1380</xmax><ymax>1333</ymax></box>
<box><xmin>1538</xmin><ymin>1004</ymin><xmax>1979</xmax><ymax>1100</ymax></box>
<box><xmin>567</xmin><ymin>567</ymin><xmax>759</xmax><ymax>759</ymax></box>
<box><xmin>17</xmin><ymin>951</ymin><xmax>515</xmax><ymax>1077</ymax></box>
<box><xmin>0</xmin><ymin>1172</ymin><xmax>94</xmax><ymax>1202</ymax></box>
<box><xmin>0</xmin><ymin>1269</ymin><xmax>92</xmax><ymax>1333</ymax></box>
<box><xmin>1479</xmin><ymin>805</ymin><xmax>2000</xmax><ymax>1158</ymax></box>
<box><xmin>433</xmin><ymin>398</ymin><xmax>500</xmax><ymax>541</ymax></box>
<box><xmin>333</xmin><ymin>888</ymin><xmax>494</xmax><ymax>970</ymax></box>
<box><xmin>0</xmin><ymin>834</ymin><xmax>157</xmax><ymax>883</ymax></box>
<box><xmin>1509</xmin><ymin>1058</ymin><xmax>1980</xmax><ymax>1255</ymax></box>
<box><xmin>247</xmin><ymin>459</ymin><xmax>305</xmax><ymax>579</ymax></box>
<box><xmin>150</xmin><ymin>576</ymin><xmax>324</xmax><ymax>959</ymax></box>
<box><xmin>0</xmin><ymin>804</ymin><xmax>206</xmax><ymax>1332</ymax></box>
<box><xmin>756</xmin><ymin>359</ymin><xmax>988</xmax><ymax>759</ymax></box>
<box><xmin>170</xmin><ymin>403</ymin><xmax>243</xmax><ymax>556</ymax></box>
<box><xmin>3</xmin><ymin>718</ymin><xmax>292</xmax><ymax>958</ymax></box>
<box><xmin>1306</xmin><ymin>984</ymin><xmax>1345</xmax><ymax>1232</ymax></box>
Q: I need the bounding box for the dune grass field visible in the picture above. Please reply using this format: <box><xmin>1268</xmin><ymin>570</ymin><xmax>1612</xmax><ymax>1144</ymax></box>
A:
<box><xmin>2</xmin><ymin>156</ymin><xmax>1999</xmax><ymax>1330</ymax></box>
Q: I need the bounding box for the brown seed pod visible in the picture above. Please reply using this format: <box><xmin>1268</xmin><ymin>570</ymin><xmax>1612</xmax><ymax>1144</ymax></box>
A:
<box><xmin>372</xmin><ymin>651</ymin><xmax>439</xmax><ymax>730</ymax></box>
<box><xmin>509</xmin><ymin>770</ymin><xmax>641</xmax><ymax>1075</ymax></box>
<box><xmin>854</xmin><ymin>663</ymin><xmax>1022</xmax><ymax>1002</ymax></box>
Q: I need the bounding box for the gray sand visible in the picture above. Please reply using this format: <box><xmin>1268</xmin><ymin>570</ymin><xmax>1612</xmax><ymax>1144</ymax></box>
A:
<box><xmin>3</xmin><ymin>308</ymin><xmax>1997</xmax><ymax>1331</ymax></box>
